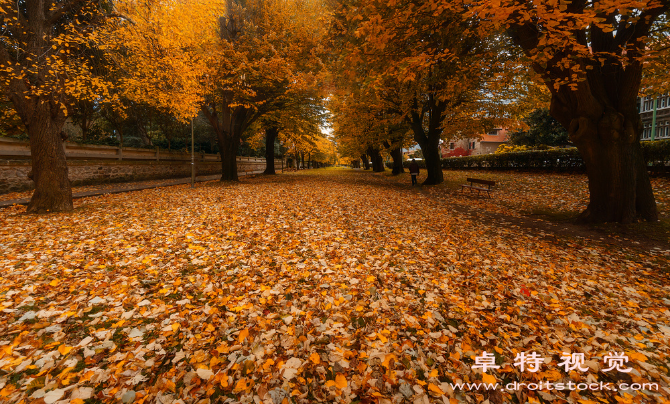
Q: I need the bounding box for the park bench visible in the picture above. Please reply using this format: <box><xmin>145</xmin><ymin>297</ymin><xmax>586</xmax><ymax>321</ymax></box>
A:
<box><xmin>460</xmin><ymin>178</ymin><xmax>495</xmax><ymax>198</ymax></box>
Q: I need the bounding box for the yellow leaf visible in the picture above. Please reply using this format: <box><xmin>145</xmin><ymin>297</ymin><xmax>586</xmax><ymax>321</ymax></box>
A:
<box><xmin>238</xmin><ymin>329</ymin><xmax>249</xmax><ymax>343</ymax></box>
<box><xmin>366</xmin><ymin>276</ymin><xmax>375</xmax><ymax>282</ymax></box>
<box><xmin>428</xmin><ymin>383</ymin><xmax>444</xmax><ymax>395</ymax></box>
<box><xmin>335</xmin><ymin>374</ymin><xmax>347</xmax><ymax>389</ymax></box>
<box><xmin>309</xmin><ymin>352</ymin><xmax>321</xmax><ymax>364</ymax></box>
<box><xmin>429</xmin><ymin>369</ymin><xmax>438</xmax><ymax>378</ymax></box>
<box><xmin>628</xmin><ymin>351</ymin><xmax>647</xmax><ymax>362</ymax></box>
<box><xmin>171</xmin><ymin>323</ymin><xmax>180</xmax><ymax>332</ymax></box>
<box><xmin>482</xmin><ymin>373</ymin><xmax>496</xmax><ymax>384</ymax></box>
<box><xmin>50</xmin><ymin>279</ymin><xmax>60</xmax><ymax>287</ymax></box>
<box><xmin>233</xmin><ymin>378</ymin><xmax>248</xmax><ymax>393</ymax></box>
<box><xmin>382</xmin><ymin>354</ymin><xmax>397</xmax><ymax>368</ymax></box>
<box><xmin>58</xmin><ymin>345</ymin><xmax>73</xmax><ymax>356</ymax></box>
<box><xmin>71</xmin><ymin>399</ymin><xmax>85</xmax><ymax>404</ymax></box>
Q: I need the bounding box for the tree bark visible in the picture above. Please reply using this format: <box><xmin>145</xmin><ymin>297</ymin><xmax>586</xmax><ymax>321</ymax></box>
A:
<box><xmin>220</xmin><ymin>131</ymin><xmax>239</xmax><ymax>181</ymax></box>
<box><xmin>367</xmin><ymin>147</ymin><xmax>385</xmax><ymax>172</ymax></box>
<box><xmin>361</xmin><ymin>155</ymin><xmax>370</xmax><ymax>170</ymax></box>
<box><xmin>201</xmin><ymin>103</ymin><xmax>251</xmax><ymax>182</ymax></box>
<box><xmin>409</xmin><ymin>96</ymin><xmax>444</xmax><ymax>185</ymax></box>
<box><xmin>506</xmin><ymin>6</ymin><xmax>663</xmax><ymax>223</ymax></box>
<box><xmin>560</xmin><ymin>107</ymin><xmax>657</xmax><ymax>223</ymax></box>
<box><xmin>264</xmin><ymin>127</ymin><xmax>278</xmax><ymax>175</ymax></box>
<box><xmin>26</xmin><ymin>102</ymin><xmax>73</xmax><ymax>213</ymax></box>
<box><xmin>390</xmin><ymin>147</ymin><xmax>404</xmax><ymax>175</ymax></box>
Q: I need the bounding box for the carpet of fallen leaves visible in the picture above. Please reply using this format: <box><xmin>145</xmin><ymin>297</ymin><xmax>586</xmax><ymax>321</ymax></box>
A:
<box><xmin>1</xmin><ymin>168</ymin><xmax>669</xmax><ymax>404</ymax></box>
<box><xmin>0</xmin><ymin>176</ymin><xmax>220</xmax><ymax>204</ymax></box>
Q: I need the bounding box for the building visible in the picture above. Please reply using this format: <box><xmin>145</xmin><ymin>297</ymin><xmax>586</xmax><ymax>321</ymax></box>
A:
<box><xmin>440</xmin><ymin>128</ymin><xmax>510</xmax><ymax>157</ymax></box>
<box><xmin>640</xmin><ymin>94</ymin><xmax>670</xmax><ymax>141</ymax></box>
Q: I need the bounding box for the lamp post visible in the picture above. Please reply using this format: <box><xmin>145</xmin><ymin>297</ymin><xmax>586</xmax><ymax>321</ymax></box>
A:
<box><xmin>191</xmin><ymin>118</ymin><xmax>195</xmax><ymax>188</ymax></box>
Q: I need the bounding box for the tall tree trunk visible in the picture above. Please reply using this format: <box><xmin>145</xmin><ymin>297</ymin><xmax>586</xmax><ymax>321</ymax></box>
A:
<box><xmin>301</xmin><ymin>152</ymin><xmax>305</xmax><ymax>169</ymax></box>
<box><xmin>202</xmin><ymin>103</ymin><xmax>251</xmax><ymax>182</ymax></box>
<box><xmin>26</xmin><ymin>102</ymin><xmax>73</xmax><ymax>213</ymax></box>
<box><xmin>390</xmin><ymin>147</ymin><xmax>404</xmax><ymax>175</ymax></box>
<box><xmin>543</xmin><ymin>66</ymin><xmax>658</xmax><ymax>223</ymax></box>
<box><xmin>220</xmin><ymin>132</ymin><xmax>238</xmax><ymax>181</ymax></box>
<box><xmin>409</xmin><ymin>96</ymin><xmax>444</xmax><ymax>185</ymax></box>
<box><xmin>420</xmin><ymin>139</ymin><xmax>442</xmax><ymax>184</ymax></box>
<box><xmin>361</xmin><ymin>155</ymin><xmax>370</xmax><ymax>170</ymax></box>
<box><xmin>264</xmin><ymin>127</ymin><xmax>278</xmax><ymax>175</ymax></box>
<box><xmin>368</xmin><ymin>147</ymin><xmax>384</xmax><ymax>172</ymax></box>
<box><xmin>308</xmin><ymin>153</ymin><xmax>311</xmax><ymax>169</ymax></box>
<box><xmin>562</xmin><ymin>109</ymin><xmax>657</xmax><ymax>223</ymax></box>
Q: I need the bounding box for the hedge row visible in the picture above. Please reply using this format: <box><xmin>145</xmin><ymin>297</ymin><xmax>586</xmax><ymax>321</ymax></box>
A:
<box><xmin>441</xmin><ymin>148</ymin><xmax>585</xmax><ymax>170</ymax></box>
<box><xmin>386</xmin><ymin>140</ymin><xmax>670</xmax><ymax>172</ymax></box>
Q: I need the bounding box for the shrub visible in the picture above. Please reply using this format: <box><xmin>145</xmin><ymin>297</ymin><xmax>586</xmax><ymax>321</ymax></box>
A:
<box><xmin>442</xmin><ymin>140</ymin><xmax>670</xmax><ymax>172</ymax></box>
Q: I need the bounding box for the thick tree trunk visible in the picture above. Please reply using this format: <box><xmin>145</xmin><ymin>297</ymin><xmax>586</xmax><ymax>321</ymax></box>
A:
<box><xmin>409</xmin><ymin>96</ymin><xmax>444</xmax><ymax>185</ymax></box>
<box><xmin>301</xmin><ymin>152</ymin><xmax>305</xmax><ymax>169</ymax></box>
<box><xmin>547</xmin><ymin>83</ymin><xmax>658</xmax><ymax>223</ymax></box>
<box><xmin>264</xmin><ymin>127</ymin><xmax>278</xmax><ymax>175</ymax></box>
<box><xmin>568</xmin><ymin>114</ymin><xmax>657</xmax><ymax>223</ymax></box>
<box><xmin>26</xmin><ymin>103</ymin><xmax>73</xmax><ymax>213</ymax></box>
<box><xmin>220</xmin><ymin>132</ymin><xmax>238</xmax><ymax>181</ymax></box>
<box><xmin>368</xmin><ymin>147</ymin><xmax>385</xmax><ymax>172</ymax></box>
<box><xmin>420</xmin><ymin>139</ymin><xmax>443</xmax><ymax>184</ymax></box>
<box><xmin>361</xmin><ymin>155</ymin><xmax>370</xmax><ymax>170</ymax></box>
<box><xmin>390</xmin><ymin>148</ymin><xmax>404</xmax><ymax>175</ymax></box>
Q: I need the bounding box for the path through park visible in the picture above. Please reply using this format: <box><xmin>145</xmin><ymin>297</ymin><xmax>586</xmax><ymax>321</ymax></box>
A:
<box><xmin>0</xmin><ymin>168</ymin><xmax>668</xmax><ymax>404</ymax></box>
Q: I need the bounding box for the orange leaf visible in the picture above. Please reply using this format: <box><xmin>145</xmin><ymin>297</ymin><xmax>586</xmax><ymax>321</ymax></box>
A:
<box><xmin>482</xmin><ymin>373</ymin><xmax>496</xmax><ymax>384</ymax></box>
<box><xmin>335</xmin><ymin>374</ymin><xmax>347</xmax><ymax>389</ymax></box>
<box><xmin>238</xmin><ymin>329</ymin><xmax>249</xmax><ymax>343</ymax></box>
<box><xmin>428</xmin><ymin>383</ymin><xmax>444</xmax><ymax>395</ymax></box>
<box><xmin>58</xmin><ymin>345</ymin><xmax>73</xmax><ymax>356</ymax></box>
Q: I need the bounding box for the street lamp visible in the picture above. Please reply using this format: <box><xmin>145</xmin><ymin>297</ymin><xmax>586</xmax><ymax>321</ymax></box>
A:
<box><xmin>191</xmin><ymin>118</ymin><xmax>195</xmax><ymax>188</ymax></box>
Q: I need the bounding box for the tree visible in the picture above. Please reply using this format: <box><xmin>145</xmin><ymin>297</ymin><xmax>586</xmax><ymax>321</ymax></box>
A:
<box><xmin>329</xmin><ymin>0</ymin><xmax>524</xmax><ymax>184</ymax></box>
<box><xmin>471</xmin><ymin>0</ymin><xmax>669</xmax><ymax>222</ymax></box>
<box><xmin>0</xmin><ymin>0</ymin><xmax>114</xmax><ymax>212</ymax></box>
<box><xmin>509</xmin><ymin>108</ymin><xmax>571</xmax><ymax>147</ymax></box>
<box><xmin>199</xmin><ymin>0</ymin><xmax>328</xmax><ymax>181</ymax></box>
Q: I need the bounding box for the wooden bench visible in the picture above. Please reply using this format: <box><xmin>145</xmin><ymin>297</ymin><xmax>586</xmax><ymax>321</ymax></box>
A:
<box><xmin>460</xmin><ymin>178</ymin><xmax>495</xmax><ymax>198</ymax></box>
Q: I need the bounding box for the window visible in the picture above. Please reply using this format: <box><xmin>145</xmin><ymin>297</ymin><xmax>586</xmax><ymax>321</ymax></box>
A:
<box><xmin>450</xmin><ymin>142</ymin><xmax>455</xmax><ymax>150</ymax></box>
<box><xmin>471</xmin><ymin>141</ymin><xmax>476</xmax><ymax>149</ymax></box>
<box><xmin>662</xmin><ymin>97</ymin><xmax>667</xmax><ymax>108</ymax></box>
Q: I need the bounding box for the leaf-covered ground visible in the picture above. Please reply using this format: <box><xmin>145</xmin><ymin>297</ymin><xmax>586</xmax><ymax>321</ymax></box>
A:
<box><xmin>0</xmin><ymin>168</ymin><xmax>669</xmax><ymax>404</ymax></box>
